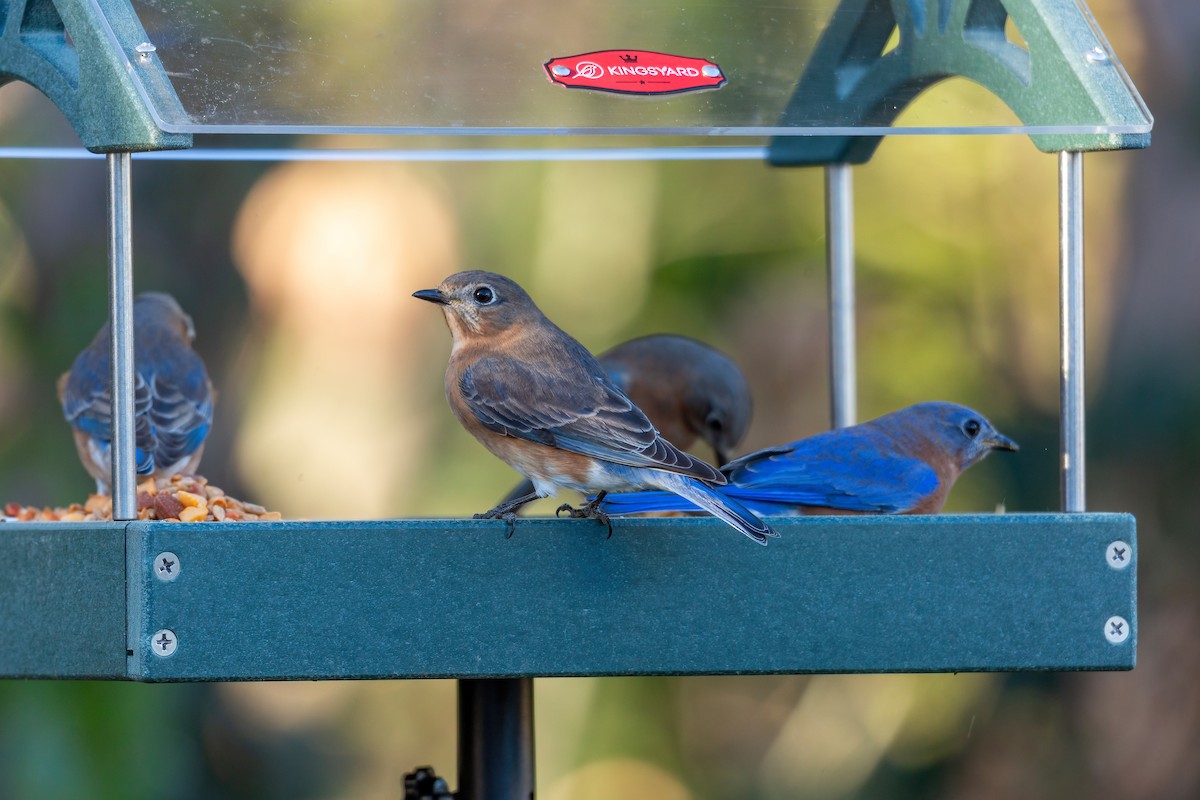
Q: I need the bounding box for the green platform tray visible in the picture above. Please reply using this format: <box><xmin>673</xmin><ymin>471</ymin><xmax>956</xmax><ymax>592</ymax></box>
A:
<box><xmin>0</xmin><ymin>513</ymin><xmax>1136</xmax><ymax>681</ymax></box>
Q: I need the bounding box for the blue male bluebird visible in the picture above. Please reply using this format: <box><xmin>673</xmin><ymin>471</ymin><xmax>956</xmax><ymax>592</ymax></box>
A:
<box><xmin>600</xmin><ymin>402</ymin><xmax>1018</xmax><ymax>517</ymax></box>
<box><xmin>500</xmin><ymin>333</ymin><xmax>753</xmax><ymax>505</ymax></box>
<box><xmin>58</xmin><ymin>292</ymin><xmax>215</xmax><ymax>494</ymax></box>
<box><xmin>413</xmin><ymin>270</ymin><xmax>777</xmax><ymax>544</ymax></box>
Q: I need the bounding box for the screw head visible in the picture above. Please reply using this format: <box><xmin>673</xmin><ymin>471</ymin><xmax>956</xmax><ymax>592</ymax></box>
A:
<box><xmin>135</xmin><ymin>41</ymin><xmax>157</xmax><ymax>61</ymax></box>
<box><xmin>1085</xmin><ymin>46</ymin><xmax>1109</xmax><ymax>64</ymax></box>
<box><xmin>154</xmin><ymin>552</ymin><xmax>181</xmax><ymax>582</ymax></box>
<box><xmin>1104</xmin><ymin>616</ymin><xmax>1130</xmax><ymax>645</ymax></box>
<box><xmin>551</xmin><ymin>65</ymin><xmax>571</xmax><ymax>76</ymax></box>
<box><xmin>701</xmin><ymin>65</ymin><xmax>722</xmax><ymax>78</ymax></box>
<box><xmin>151</xmin><ymin>629</ymin><xmax>178</xmax><ymax>657</ymax></box>
<box><xmin>1105</xmin><ymin>541</ymin><xmax>1131</xmax><ymax>570</ymax></box>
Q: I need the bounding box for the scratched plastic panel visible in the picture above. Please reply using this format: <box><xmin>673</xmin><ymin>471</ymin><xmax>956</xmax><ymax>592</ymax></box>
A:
<box><xmin>115</xmin><ymin>0</ymin><xmax>1151</xmax><ymax>136</ymax></box>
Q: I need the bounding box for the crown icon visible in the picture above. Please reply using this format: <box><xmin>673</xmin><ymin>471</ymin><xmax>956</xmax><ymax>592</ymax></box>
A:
<box><xmin>619</xmin><ymin>54</ymin><xmax>638</xmax><ymax>63</ymax></box>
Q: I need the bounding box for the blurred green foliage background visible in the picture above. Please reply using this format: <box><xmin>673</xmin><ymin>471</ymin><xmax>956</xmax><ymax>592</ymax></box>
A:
<box><xmin>2</xmin><ymin>0</ymin><xmax>1198</xmax><ymax>797</ymax></box>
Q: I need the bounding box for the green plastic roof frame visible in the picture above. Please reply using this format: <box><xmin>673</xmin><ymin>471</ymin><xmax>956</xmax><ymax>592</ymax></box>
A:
<box><xmin>768</xmin><ymin>0</ymin><xmax>1150</xmax><ymax>164</ymax></box>
<box><xmin>0</xmin><ymin>0</ymin><xmax>189</xmax><ymax>152</ymax></box>
<box><xmin>0</xmin><ymin>0</ymin><xmax>1152</xmax><ymax>156</ymax></box>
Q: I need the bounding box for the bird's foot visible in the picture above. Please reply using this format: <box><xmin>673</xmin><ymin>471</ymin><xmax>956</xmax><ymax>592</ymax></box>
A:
<box><xmin>555</xmin><ymin>493</ymin><xmax>613</xmax><ymax>539</ymax></box>
<box><xmin>473</xmin><ymin>508</ymin><xmax>518</xmax><ymax>539</ymax></box>
<box><xmin>474</xmin><ymin>490</ymin><xmax>540</xmax><ymax>538</ymax></box>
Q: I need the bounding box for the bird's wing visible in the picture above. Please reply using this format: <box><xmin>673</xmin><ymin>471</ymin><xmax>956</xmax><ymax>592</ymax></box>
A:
<box><xmin>602</xmin><ymin>455</ymin><xmax>936</xmax><ymax>516</ymax></box>
<box><xmin>60</xmin><ymin>346</ymin><xmax>112</xmax><ymax>438</ymax></box>
<box><xmin>461</xmin><ymin>354</ymin><xmax>723</xmax><ymax>483</ymax></box>
<box><xmin>143</xmin><ymin>349</ymin><xmax>214</xmax><ymax>470</ymax></box>
<box><xmin>604</xmin><ymin>431</ymin><xmax>943</xmax><ymax>516</ymax></box>
<box><xmin>726</xmin><ymin>431</ymin><xmax>939</xmax><ymax>513</ymax></box>
<box><xmin>720</xmin><ymin>443</ymin><xmax>795</xmax><ymax>474</ymax></box>
<box><xmin>61</xmin><ymin>351</ymin><xmax>158</xmax><ymax>474</ymax></box>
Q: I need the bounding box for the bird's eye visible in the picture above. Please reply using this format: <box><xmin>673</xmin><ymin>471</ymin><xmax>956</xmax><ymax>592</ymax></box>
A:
<box><xmin>472</xmin><ymin>286</ymin><xmax>496</xmax><ymax>305</ymax></box>
<box><xmin>963</xmin><ymin>419</ymin><xmax>982</xmax><ymax>438</ymax></box>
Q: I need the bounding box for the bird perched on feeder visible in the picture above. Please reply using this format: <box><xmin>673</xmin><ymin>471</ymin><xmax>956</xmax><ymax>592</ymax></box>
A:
<box><xmin>499</xmin><ymin>332</ymin><xmax>753</xmax><ymax>506</ymax></box>
<box><xmin>599</xmin><ymin>402</ymin><xmax>1018</xmax><ymax>517</ymax></box>
<box><xmin>59</xmin><ymin>292</ymin><xmax>215</xmax><ymax>494</ymax></box>
<box><xmin>412</xmin><ymin>270</ymin><xmax>776</xmax><ymax>544</ymax></box>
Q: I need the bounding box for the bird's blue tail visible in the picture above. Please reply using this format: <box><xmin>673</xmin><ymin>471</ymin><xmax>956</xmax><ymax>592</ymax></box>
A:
<box><xmin>648</xmin><ymin>473</ymin><xmax>778</xmax><ymax>545</ymax></box>
<box><xmin>601</xmin><ymin>490</ymin><xmax>700</xmax><ymax>515</ymax></box>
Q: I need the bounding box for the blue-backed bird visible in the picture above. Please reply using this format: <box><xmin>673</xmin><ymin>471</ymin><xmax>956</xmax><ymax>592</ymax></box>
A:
<box><xmin>600</xmin><ymin>402</ymin><xmax>1018</xmax><ymax>517</ymax></box>
<box><xmin>413</xmin><ymin>270</ymin><xmax>776</xmax><ymax>544</ymax></box>
<box><xmin>59</xmin><ymin>292</ymin><xmax>214</xmax><ymax>494</ymax></box>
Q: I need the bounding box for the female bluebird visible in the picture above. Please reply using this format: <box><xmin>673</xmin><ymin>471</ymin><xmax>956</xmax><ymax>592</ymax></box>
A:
<box><xmin>58</xmin><ymin>292</ymin><xmax>215</xmax><ymax>494</ymax></box>
<box><xmin>600</xmin><ymin>402</ymin><xmax>1018</xmax><ymax>517</ymax></box>
<box><xmin>598</xmin><ymin>334</ymin><xmax>752</xmax><ymax>466</ymax></box>
<box><xmin>499</xmin><ymin>333</ymin><xmax>753</xmax><ymax>506</ymax></box>
<box><xmin>413</xmin><ymin>271</ymin><xmax>776</xmax><ymax>544</ymax></box>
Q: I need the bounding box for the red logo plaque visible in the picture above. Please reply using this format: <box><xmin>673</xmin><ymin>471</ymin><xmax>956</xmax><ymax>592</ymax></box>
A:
<box><xmin>544</xmin><ymin>50</ymin><xmax>726</xmax><ymax>96</ymax></box>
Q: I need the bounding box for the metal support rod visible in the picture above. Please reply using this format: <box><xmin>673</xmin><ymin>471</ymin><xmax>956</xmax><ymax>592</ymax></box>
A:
<box><xmin>825</xmin><ymin>163</ymin><xmax>856</xmax><ymax>429</ymax></box>
<box><xmin>457</xmin><ymin>678</ymin><xmax>535</xmax><ymax>800</ymax></box>
<box><xmin>107</xmin><ymin>152</ymin><xmax>136</xmax><ymax>520</ymax></box>
<box><xmin>1059</xmin><ymin>151</ymin><xmax>1085</xmax><ymax>513</ymax></box>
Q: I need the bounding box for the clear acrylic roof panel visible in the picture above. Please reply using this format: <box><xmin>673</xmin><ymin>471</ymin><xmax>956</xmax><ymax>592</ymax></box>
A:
<box><xmin>119</xmin><ymin>0</ymin><xmax>1151</xmax><ymax>137</ymax></box>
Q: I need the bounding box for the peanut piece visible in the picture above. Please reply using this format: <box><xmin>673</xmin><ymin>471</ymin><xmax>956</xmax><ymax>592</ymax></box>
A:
<box><xmin>177</xmin><ymin>490</ymin><xmax>206</xmax><ymax>509</ymax></box>
<box><xmin>178</xmin><ymin>506</ymin><xmax>207</xmax><ymax>523</ymax></box>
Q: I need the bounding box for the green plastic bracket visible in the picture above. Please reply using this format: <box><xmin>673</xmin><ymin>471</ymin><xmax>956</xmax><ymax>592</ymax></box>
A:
<box><xmin>0</xmin><ymin>0</ymin><xmax>190</xmax><ymax>152</ymax></box>
<box><xmin>768</xmin><ymin>0</ymin><xmax>1151</xmax><ymax>166</ymax></box>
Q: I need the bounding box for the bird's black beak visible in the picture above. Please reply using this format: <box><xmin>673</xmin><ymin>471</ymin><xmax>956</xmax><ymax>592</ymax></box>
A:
<box><xmin>412</xmin><ymin>288</ymin><xmax>450</xmax><ymax>306</ymax></box>
<box><xmin>986</xmin><ymin>432</ymin><xmax>1020</xmax><ymax>452</ymax></box>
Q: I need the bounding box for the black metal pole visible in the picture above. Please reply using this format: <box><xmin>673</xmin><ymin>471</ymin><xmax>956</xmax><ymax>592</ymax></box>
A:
<box><xmin>457</xmin><ymin>678</ymin><xmax>535</xmax><ymax>800</ymax></box>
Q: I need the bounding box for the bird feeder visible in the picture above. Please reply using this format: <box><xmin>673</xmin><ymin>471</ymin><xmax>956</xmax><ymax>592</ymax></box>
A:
<box><xmin>0</xmin><ymin>0</ymin><xmax>1149</xmax><ymax>797</ymax></box>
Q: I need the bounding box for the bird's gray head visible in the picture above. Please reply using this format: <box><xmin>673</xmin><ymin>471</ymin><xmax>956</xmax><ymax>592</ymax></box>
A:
<box><xmin>412</xmin><ymin>270</ymin><xmax>539</xmax><ymax>341</ymax></box>
<box><xmin>687</xmin><ymin>360</ymin><xmax>753</xmax><ymax>466</ymax></box>
<box><xmin>134</xmin><ymin>292</ymin><xmax>195</xmax><ymax>341</ymax></box>
<box><xmin>895</xmin><ymin>401</ymin><xmax>1019</xmax><ymax>471</ymax></box>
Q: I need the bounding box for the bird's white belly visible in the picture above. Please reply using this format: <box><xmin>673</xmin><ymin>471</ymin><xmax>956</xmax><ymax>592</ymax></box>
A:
<box><xmin>524</xmin><ymin>458</ymin><xmax>650</xmax><ymax>497</ymax></box>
